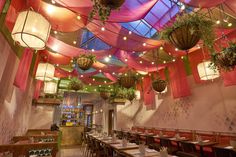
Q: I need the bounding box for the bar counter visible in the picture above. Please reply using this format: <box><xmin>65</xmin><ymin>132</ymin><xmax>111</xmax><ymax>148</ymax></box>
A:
<box><xmin>60</xmin><ymin>126</ymin><xmax>84</xmax><ymax>146</ymax></box>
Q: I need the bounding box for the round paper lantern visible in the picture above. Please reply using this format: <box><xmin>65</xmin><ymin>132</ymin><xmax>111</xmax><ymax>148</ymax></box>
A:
<box><xmin>44</xmin><ymin>81</ymin><xmax>57</xmax><ymax>94</ymax></box>
<box><xmin>11</xmin><ymin>10</ymin><xmax>51</xmax><ymax>50</ymax></box>
<box><xmin>36</xmin><ymin>63</ymin><xmax>55</xmax><ymax>81</ymax></box>
<box><xmin>135</xmin><ymin>90</ymin><xmax>141</xmax><ymax>100</ymax></box>
<box><xmin>197</xmin><ymin>61</ymin><xmax>220</xmax><ymax>80</ymax></box>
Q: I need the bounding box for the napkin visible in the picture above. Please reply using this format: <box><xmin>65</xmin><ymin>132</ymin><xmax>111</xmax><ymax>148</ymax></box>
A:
<box><xmin>225</xmin><ymin>146</ymin><xmax>233</xmax><ymax>149</ymax></box>
<box><xmin>146</xmin><ymin>148</ymin><xmax>157</xmax><ymax>153</ymax></box>
<box><xmin>202</xmin><ymin>140</ymin><xmax>210</xmax><ymax>143</ymax></box>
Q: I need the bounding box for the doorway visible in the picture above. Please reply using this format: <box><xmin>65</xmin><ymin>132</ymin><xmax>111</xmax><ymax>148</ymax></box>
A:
<box><xmin>108</xmin><ymin>109</ymin><xmax>114</xmax><ymax>135</ymax></box>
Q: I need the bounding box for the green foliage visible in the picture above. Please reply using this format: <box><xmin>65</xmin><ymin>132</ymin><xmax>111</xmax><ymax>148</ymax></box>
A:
<box><xmin>89</xmin><ymin>0</ymin><xmax>125</xmax><ymax>22</ymax></box>
<box><xmin>68</xmin><ymin>78</ymin><xmax>83</xmax><ymax>91</ymax></box>
<box><xmin>210</xmin><ymin>43</ymin><xmax>236</xmax><ymax>71</ymax></box>
<box><xmin>111</xmin><ymin>85</ymin><xmax>136</xmax><ymax>101</ymax></box>
<box><xmin>161</xmin><ymin>12</ymin><xmax>215</xmax><ymax>50</ymax></box>
<box><xmin>78</xmin><ymin>54</ymin><xmax>96</xmax><ymax>62</ymax></box>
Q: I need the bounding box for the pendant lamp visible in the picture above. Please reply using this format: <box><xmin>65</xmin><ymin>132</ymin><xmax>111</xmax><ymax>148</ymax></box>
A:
<box><xmin>36</xmin><ymin>63</ymin><xmax>55</xmax><ymax>81</ymax></box>
<box><xmin>11</xmin><ymin>10</ymin><xmax>51</xmax><ymax>50</ymax></box>
<box><xmin>44</xmin><ymin>81</ymin><xmax>57</xmax><ymax>94</ymax></box>
<box><xmin>197</xmin><ymin>61</ymin><xmax>220</xmax><ymax>80</ymax></box>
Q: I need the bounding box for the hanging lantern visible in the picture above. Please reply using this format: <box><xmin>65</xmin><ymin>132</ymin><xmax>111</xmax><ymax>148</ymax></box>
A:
<box><xmin>11</xmin><ymin>10</ymin><xmax>51</xmax><ymax>50</ymax></box>
<box><xmin>197</xmin><ymin>61</ymin><xmax>220</xmax><ymax>80</ymax></box>
<box><xmin>135</xmin><ymin>90</ymin><xmax>141</xmax><ymax>100</ymax></box>
<box><xmin>35</xmin><ymin>63</ymin><xmax>55</xmax><ymax>81</ymax></box>
<box><xmin>137</xmin><ymin>70</ymin><xmax>148</xmax><ymax>75</ymax></box>
<box><xmin>44</xmin><ymin>81</ymin><xmax>57</xmax><ymax>94</ymax></box>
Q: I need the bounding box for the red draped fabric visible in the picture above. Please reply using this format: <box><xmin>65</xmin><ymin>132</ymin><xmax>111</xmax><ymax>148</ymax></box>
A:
<box><xmin>33</xmin><ymin>80</ymin><xmax>43</xmax><ymax>100</ymax></box>
<box><xmin>39</xmin><ymin>50</ymin><xmax>71</xmax><ymax>65</ymax></box>
<box><xmin>54</xmin><ymin>0</ymin><xmax>158</xmax><ymax>23</ymax></box>
<box><xmin>0</xmin><ymin>0</ymin><xmax>6</xmax><ymax>13</ymax></box>
<box><xmin>168</xmin><ymin>58</ymin><xmax>191</xmax><ymax>98</ymax></box>
<box><xmin>86</xmin><ymin>20</ymin><xmax>164</xmax><ymax>52</ymax></box>
<box><xmin>14</xmin><ymin>49</ymin><xmax>33</xmax><ymax>91</ymax></box>
<box><xmin>222</xmin><ymin>70</ymin><xmax>236</xmax><ymax>86</ymax></box>
<box><xmin>143</xmin><ymin>76</ymin><xmax>155</xmax><ymax>106</ymax></box>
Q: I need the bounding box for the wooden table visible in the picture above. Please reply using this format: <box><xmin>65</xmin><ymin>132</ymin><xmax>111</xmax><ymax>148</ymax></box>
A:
<box><xmin>122</xmin><ymin>148</ymin><xmax>159</xmax><ymax>157</ymax></box>
<box><xmin>185</xmin><ymin>140</ymin><xmax>218</xmax><ymax>157</ymax></box>
<box><xmin>110</xmin><ymin>143</ymin><xmax>139</xmax><ymax>150</ymax></box>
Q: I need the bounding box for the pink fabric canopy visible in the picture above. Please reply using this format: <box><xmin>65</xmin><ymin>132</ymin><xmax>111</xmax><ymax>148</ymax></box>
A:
<box><xmin>14</xmin><ymin>49</ymin><xmax>33</xmax><ymax>91</ymax></box>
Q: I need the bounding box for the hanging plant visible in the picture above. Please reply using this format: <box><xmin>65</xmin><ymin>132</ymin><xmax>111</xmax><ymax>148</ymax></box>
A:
<box><xmin>90</xmin><ymin>0</ymin><xmax>125</xmax><ymax>22</ymax></box>
<box><xmin>210</xmin><ymin>43</ymin><xmax>236</xmax><ymax>71</ymax></box>
<box><xmin>77</xmin><ymin>54</ymin><xmax>96</xmax><ymax>71</ymax></box>
<box><xmin>68</xmin><ymin>78</ymin><xmax>83</xmax><ymax>91</ymax></box>
<box><xmin>126</xmin><ymin>88</ymin><xmax>136</xmax><ymax>101</ymax></box>
<box><xmin>119</xmin><ymin>70</ymin><xmax>138</xmax><ymax>88</ymax></box>
<box><xmin>98</xmin><ymin>86</ymin><xmax>111</xmax><ymax>100</ymax></box>
<box><xmin>161</xmin><ymin>12</ymin><xmax>215</xmax><ymax>51</ymax></box>
<box><xmin>152</xmin><ymin>78</ymin><xmax>167</xmax><ymax>93</ymax></box>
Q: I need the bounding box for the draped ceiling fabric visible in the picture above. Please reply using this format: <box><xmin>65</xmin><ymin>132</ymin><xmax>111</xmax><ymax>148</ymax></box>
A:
<box><xmin>14</xmin><ymin>49</ymin><xmax>33</xmax><ymax>91</ymax></box>
<box><xmin>168</xmin><ymin>58</ymin><xmax>191</xmax><ymax>98</ymax></box>
<box><xmin>4</xmin><ymin>0</ymin><xmax>236</xmax><ymax>99</ymax></box>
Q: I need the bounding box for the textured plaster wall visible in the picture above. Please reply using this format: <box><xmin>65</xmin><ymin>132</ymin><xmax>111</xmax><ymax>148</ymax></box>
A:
<box><xmin>0</xmin><ymin>34</ymin><xmax>34</xmax><ymax>144</ymax></box>
<box><xmin>116</xmin><ymin>76</ymin><xmax>236</xmax><ymax>132</ymax></box>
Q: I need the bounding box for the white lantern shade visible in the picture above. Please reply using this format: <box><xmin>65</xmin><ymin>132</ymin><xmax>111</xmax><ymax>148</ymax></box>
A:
<box><xmin>197</xmin><ymin>61</ymin><xmax>220</xmax><ymax>80</ymax></box>
<box><xmin>137</xmin><ymin>70</ymin><xmax>148</xmax><ymax>75</ymax></box>
<box><xmin>36</xmin><ymin>63</ymin><xmax>55</xmax><ymax>81</ymax></box>
<box><xmin>11</xmin><ymin>10</ymin><xmax>51</xmax><ymax>50</ymax></box>
<box><xmin>135</xmin><ymin>90</ymin><xmax>141</xmax><ymax>100</ymax></box>
<box><xmin>44</xmin><ymin>81</ymin><xmax>57</xmax><ymax>94</ymax></box>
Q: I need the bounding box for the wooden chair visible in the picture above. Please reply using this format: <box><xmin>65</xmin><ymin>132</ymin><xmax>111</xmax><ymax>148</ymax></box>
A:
<box><xmin>177</xmin><ymin>151</ymin><xmax>199</xmax><ymax>157</ymax></box>
<box><xmin>160</xmin><ymin>138</ymin><xmax>178</xmax><ymax>154</ymax></box>
<box><xmin>180</xmin><ymin>141</ymin><xmax>200</xmax><ymax>157</ymax></box>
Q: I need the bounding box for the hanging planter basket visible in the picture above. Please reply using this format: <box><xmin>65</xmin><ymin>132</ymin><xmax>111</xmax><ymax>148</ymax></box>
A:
<box><xmin>152</xmin><ymin>79</ymin><xmax>167</xmax><ymax>93</ymax></box>
<box><xmin>69</xmin><ymin>78</ymin><xmax>83</xmax><ymax>91</ymax></box>
<box><xmin>77</xmin><ymin>54</ymin><xmax>96</xmax><ymax>71</ymax></box>
<box><xmin>100</xmin><ymin>0</ymin><xmax>125</xmax><ymax>9</ymax></box>
<box><xmin>119</xmin><ymin>76</ymin><xmax>136</xmax><ymax>88</ymax></box>
<box><xmin>100</xmin><ymin>92</ymin><xmax>111</xmax><ymax>100</ymax></box>
<box><xmin>210</xmin><ymin>43</ymin><xmax>236</xmax><ymax>71</ymax></box>
<box><xmin>168</xmin><ymin>24</ymin><xmax>201</xmax><ymax>50</ymax></box>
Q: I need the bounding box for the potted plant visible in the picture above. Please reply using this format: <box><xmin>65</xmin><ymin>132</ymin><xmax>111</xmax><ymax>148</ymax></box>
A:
<box><xmin>210</xmin><ymin>43</ymin><xmax>236</xmax><ymax>71</ymax></box>
<box><xmin>77</xmin><ymin>54</ymin><xmax>96</xmax><ymax>71</ymax></box>
<box><xmin>90</xmin><ymin>0</ymin><xmax>125</xmax><ymax>22</ymax></box>
<box><xmin>98</xmin><ymin>86</ymin><xmax>111</xmax><ymax>100</ymax></box>
<box><xmin>119</xmin><ymin>70</ymin><xmax>138</xmax><ymax>88</ymax></box>
<box><xmin>161</xmin><ymin>12</ymin><xmax>214</xmax><ymax>50</ymax></box>
<box><xmin>68</xmin><ymin>78</ymin><xmax>83</xmax><ymax>91</ymax></box>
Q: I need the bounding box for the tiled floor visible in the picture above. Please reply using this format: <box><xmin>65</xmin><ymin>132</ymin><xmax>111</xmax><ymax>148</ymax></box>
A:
<box><xmin>58</xmin><ymin>146</ymin><xmax>84</xmax><ymax>157</ymax></box>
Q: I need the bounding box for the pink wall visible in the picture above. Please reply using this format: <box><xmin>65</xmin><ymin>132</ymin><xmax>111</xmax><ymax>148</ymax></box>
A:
<box><xmin>0</xmin><ymin>34</ymin><xmax>34</xmax><ymax>144</ymax></box>
<box><xmin>116</xmin><ymin>76</ymin><xmax>236</xmax><ymax>132</ymax></box>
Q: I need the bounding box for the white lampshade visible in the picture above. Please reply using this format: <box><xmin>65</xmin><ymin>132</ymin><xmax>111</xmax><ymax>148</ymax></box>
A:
<box><xmin>197</xmin><ymin>61</ymin><xmax>220</xmax><ymax>80</ymax></box>
<box><xmin>137</xmin><ymin>70</ymin><xmax>148</xmax><ymax>75</ymax></box>
<box><xmin>44</xmin><ymin>81</ymin><xmax>57</xmax><ymax>94</ymax></box>
<box><xmin>36</xmin><ymin>63</ymin><xmax>55</xmax><ymax>81</ymax></box>
<box><xmin>11</xmin><ymin>10</ymin><xmax>51</xmax><ymax>50</ymax></box>
<box><xmin>135</xmin><ymin>90</ymin><xmax>141</xmax><ymax>100</ymax></box>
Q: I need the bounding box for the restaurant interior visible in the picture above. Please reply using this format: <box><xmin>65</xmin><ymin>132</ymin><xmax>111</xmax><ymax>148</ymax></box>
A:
<box><xmin>0</xmin><ymin>0</ymin><xmax>236</xmax><ymax>157</ymax></box>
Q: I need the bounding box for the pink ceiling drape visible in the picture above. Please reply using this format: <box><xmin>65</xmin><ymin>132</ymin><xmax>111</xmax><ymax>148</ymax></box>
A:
<box><xmin>14</xmin><ymin>48</ymin><xmax>33</xmax><ymax>91</ymax></box>
<box><xmin>168</xmin><ymin>58</ymin><xmax>191</xmax><ymax>98</ymax></box>
<box><xmin>143</xmin><ymin>76</ymin><xmax>155</xmax><ymax>106</ymax></box>
<box><xmin>33</xmin><ymin>80</ymin><xmax>43</xmax><ymax>100</ymax></box>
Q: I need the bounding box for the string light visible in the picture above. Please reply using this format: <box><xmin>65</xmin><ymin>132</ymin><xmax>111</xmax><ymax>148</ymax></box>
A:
<box><xmin>172</xmin><ymin>59</ymin><xmax>176</xmax><ymax>62</ymax></box>
<box><xmin>80</xmin><ymin>75</ymin><xmax>84</xmax><ymax>78</ymax></box>
<box><xmin>108</xmin><ymin>85</ymin><xmax>111</xmax><ymax>88</ymax></box>
<box><xmin>93</xmin><ymin>78</ymin><xmax>95</xmax><ymax>81</ymax></box>
<box><xmin>70</xmin><ymin>59</ymin><xmax>73</xmax><ymax>63</ymax></box>
<box><xmin>108</xmin><ymin>55</ymin><xmax>112</xmax><ymax>58</ymax></box>
<box><xmin>143</xmin><ymin>43</ymin><xmax>146</xmax><ymax>46</ymax></box>
<box><xmin>216</xmin><ymin>20</ymin><xmax>221</xmax><ymax>24</ymax></box>
<box><xmin>99</xmin><ymin>85</ymin><xmax>101</xmax><ymax>87</ymax></box>
<box><xmin>94</xmin><ymin>89</ymin><xmax>97</xmax><ymax>91</ymax></box>
<box><xmin>139</xmin><ymin>60</ymin><xmax>143</xmax><ymax>64</ymax></box>
<box><xmin>151</xmin><ymin>61</ymin><xmax>154</xmax><ymax>65</ymax></box>
<box><xmin>123</xmin><ymin>36</ymin><xmax>127</xmax><ymax>40</ymax></box>
<box><xmin>228</xmin><ymin>23</ymin><xmax>232</xmax><ymax>27</ymax></box>
<box><xmin>51</xmin><ymin>0</ymin><xmax>56</xmax><ymax>4</ymax></box>
<box><xmin>56</xmin><ymin>64</ymin><xmax>59</xmax><ymax>66</ymax></box>
<box><xmin>124</xmin><ymin>73</ymin><xmax>127</xmax><ymax>76</ymax></box>
<box><xmin>104</xmin><ymin>57</ymin><xmax>110</xmax><ymax>62</ymax></box>
<box><xmin>85</xmin><ymin>88</ymin><xmax>88</xmax><ymax>90</ymax></box>
<box><xmin>104</xmin><ymin>80</ymin><xmax>107</xmax><ymax>84</ymax></box>
<box><xmin>125</xmin><ymin>58</ymin><xmax>128</xmax><ymax>62</ymax></box>
<box><xmin>112</xmin><ymin>72</ymin><xmax>115</xmax><ymax>75</ymax></box>
<box><xmin>73</xmin><ymin>41</ymin><xmax>77</xmax><ymax>44</ymax></box>
<box><xmin>175</xmin><ymin>48</ymin><xmax>178</xmax><ymax>51</ymax></box>
<box><xmin>101</xmin><ymin>27</ymin><xmax>105</xmax><ymax>31</ymax></box>
<box><xmin>160</xmin><ymin>46</ymin><xmax>163</xmax><ymax>50</ymax></box>
<box><xmin>181</xmin><ymin>56</ymin><xmax>184</xmax><ymax>59</ymax></box>
<box><xmin>99</xmin><ymin>69</ymin><xmax>102</xmax><ymax>72</ymax></box>
<box><xmin>180</xmin><ymin>4</ymin><xmax>185</xmax><ymax>10</ymax></box>
<box><xmin>46</xmin><ymin>5</ymin><xmax>55</xmax><ymax>14</ymax></box>
<box><xmin>89</xmin><ymin>83</ymin><xmax>92</xmax><ymax>86</ymax></box>
<box><xmin>168</xmin><ymin>53</ymin><xmax>171</xmax><ymax>55</ymax></box>
<box><xmin>128</xmin><ymin>31</ymin><xmax>132</xmax><ymax>35</ymax></box>
<box><xmin>91</xmin><ymin>49</ymin><xmax>95</xmax><ymax>52</ymax></box>
<box><xmin>54</xmin><ymin>30</ymin><xmax>57</xmax><ymax>34</ymax></box>
<box><xmin>77</xmin><ymin>15</ymin><xmax>81</xmax><ymax>20</ymax></box>
<box><xmin>163</xmin><ymin>61</ymin><xmax>166</xmax><ymax>64</ymax></box>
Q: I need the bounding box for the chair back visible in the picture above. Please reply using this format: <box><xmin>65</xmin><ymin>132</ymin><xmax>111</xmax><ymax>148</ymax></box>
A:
<box><xmin>177</xmin><ymin>151</ymin><xmax>198</xmax><ymax>157</ymax></box>
<box><xmin>160</xmin><ymin>138</ymin><xmax>172</xmax><ymax>147</ymax></box>
<box><xmin>180</xmin><ymin>141</ymin><xmax>197</xmax><ymax>153</ymax></box>
<box><xmin>213</xmin><ymin>147</ymin><xmax>232</xmax><ymax>157</ymax></box>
